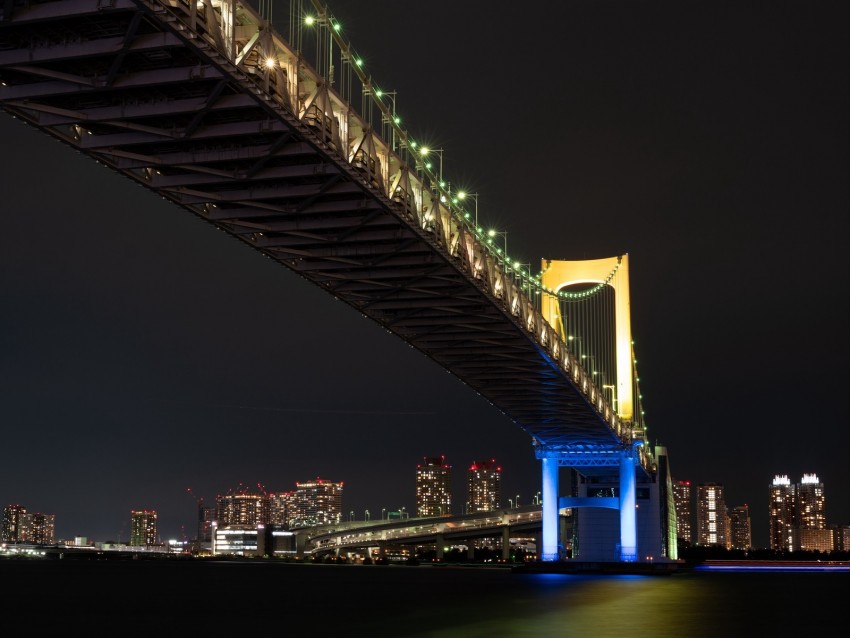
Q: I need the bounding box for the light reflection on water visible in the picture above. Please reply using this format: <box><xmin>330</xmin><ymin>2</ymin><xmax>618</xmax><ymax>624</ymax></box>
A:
<box><xmin>0</xmin><ymin>560</ymin><xmax>845</xmax><ymax>635</ymax></box>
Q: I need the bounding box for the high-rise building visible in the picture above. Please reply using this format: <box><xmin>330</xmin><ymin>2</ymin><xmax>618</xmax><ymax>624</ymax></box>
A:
<box><xmin>769</xmin><ymin>475</ymin><xmax>795</xmax><ymax>551</ymax></box>
<box><xmin>2</xmin><ymin>504</ymin><xmax>27</xmax><ymax>542</ymax></box>
<box><xmin>129</xmin><ymin>510</ymin><xmax>158</xmax><ymax>546</ymax></box>
<box><xmin>269</xmin><ymin>491</ymin><xmax>293</xmax><ymax>526</ymax></box>
<box><xmin>696</xmin><ymin>483</ymin><xmax>728</xmax><ymax>548</ymax></box>
<box><xmin>672</xmin><ymin>480</ymin><xmax>693</xmax><ymax>546</ymax></box>
<box><xmin>794</xmin><ymin>473</ymin><xmax>832</xmax><ymax>552</ymax></box>
<box><xmin>728</xmin><ymin>504</ymin><xmax>752</xmax><ymax>550</ymax></box>
<box><xmin>416</xmin><ymin>455</ymin><xmax>452</xmax><ymax>517</ymax></box>
<box><xmin>25</xmin><ymin>513</ymin><xmax>55</xmax><ymax>545</ymax></box>
<box><xmin>215</xmin><ymin>489</ymin><xmax>270</xmax><ymax>527</ymax></box>
<box><xmin>769</xmin><ymin>473</ymin><xmax>832</xmax><ymax>552</ymax></box>
<box><xmin>796</xmin><ymin>473</ymin><xmax>826</xmax><ymax>530</ymax></box>
<box><xmin>288</xmin><ymin>478</ymin><xmax>343</xmax><ymax>528</ymax></box>
<box><xmin>467</xmin><ymin>459</ymin><xmax>501</xmax><ymax>513</ymax></box>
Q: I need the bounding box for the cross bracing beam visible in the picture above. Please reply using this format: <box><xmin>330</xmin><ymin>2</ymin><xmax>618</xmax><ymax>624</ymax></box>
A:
<box><xmin>0</xmin><ymin>0</ymin><xmax>650</xmax><ymax>480</ymax></box>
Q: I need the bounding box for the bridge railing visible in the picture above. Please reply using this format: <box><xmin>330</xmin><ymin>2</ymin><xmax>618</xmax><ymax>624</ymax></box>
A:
<box><xmin>139</xmin><ymin>0</ymin><xmax>642</xmax><ymax>458</ymax></box>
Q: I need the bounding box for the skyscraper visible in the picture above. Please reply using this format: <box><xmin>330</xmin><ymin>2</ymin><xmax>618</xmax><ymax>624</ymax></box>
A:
<box><xmin>696</xmin><ymin>483</ymin><xmax>728</xmax><ymax>548</ymax></box>
<box><xmin>769</xmin><ymin>475</ymin><xmax>795</xmax><ymax>551</ymax></box>
<box><xmin>129</xmin><ymin>510</ymin><xmax>158</xmax><ymax>546</ymax></box>
<box><xmin>289</xmin><ymin>478</ymin><xmax>343</xmax><ymax>528</ymax></box>
<box><xmin>728</xmin><ymin>504</ymin><xmax>752</xmax><ymax>550</ymax></box>
<box><xmin>768</xmin><ymin>473</ymin><xmax>832</xmax><ymax>552</ymax></box>
<box><xmin>215</xmin><ymin>489</ymin><xmax>270</xmax><ymax>527</ymax></box>
<box><xmin>416</xmin><ymin>455</ymin><xmax>452</xmax><ymax>517</ymax></box>
<box><xmin>672</xmin><ymin>480</ymin><xmax>693</xmax><ymax>546</ymax></box>
<box><xmin>467</xmin><ymin>459</ymin><xmax>501</xmax><ymax>513</ymax></box>
<box><xmin>795</xmin><ymin>473</ymin><xmax>831</xmax><ymax>552</ymax></box>
<box><xmin>2</xmin><ymin>504</ymin><xmax>27</xmax><ymax>543</ymax></box>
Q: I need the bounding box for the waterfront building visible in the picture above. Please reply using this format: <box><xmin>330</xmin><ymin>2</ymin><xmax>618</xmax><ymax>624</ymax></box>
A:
<box><xmin>269</xmin><ymin>491</ymin><xmax>293</xmax><ymax>525</ymax></box>
<box><xmin>728</xmin><ymin>504</ymin><xmax>752</xmax><ymax>550</ymax></box>
<box><xmin>769</xmin><ymin>475</ymin><xmax>796</xmax><ymax>551</ymax></box>
<box><xmin>696</xmin><ymin>483</ymin><xmax>729</xmax><ymax>548</ymax></box>
<box><xmin>768</xmin><ymin>473</ymin><xmax>832</xmax><ymax>552</ymax></box>
<box><xmin>24</xmin><ymin>512</ymin><xmax>55</xmax><ymax>545</ymax></box>
<box><xmin>196</xmin><ymin>499</ymin><xmax>214</xmax><ymax>544</ymax></box>
<box><xmin>467</xmin><ymin>459</ymin><xmax>501</xmax><ymax>513</ymax></box>
<box><xmin>2</xmin><ymin>504</ymin><xmax>27</xmax><ymax>542</ymax></box>
<box><xmin>416</xmin><ymin>455</ymin><xmax>452</xmax><ymax>517</ymax></box>
<box><xmin>129</xmin><ymin>510</ymin><xmax>158</xmax><ymax>546</ymax></box>
<box><xmin>796</xmin><ymin>473</ymin><xmax>826</xmax><ymax>530</ymax></box>
<box><xmin>211</xmin><ymin>523</ymin><xmax>260</xmax><ymax>556</ymax></box>
<box><xmin>828</xmin><ymin>524</ymin><xmax>850</xmax><ymax>551</ymax></box>
<box><xmin>672</xmin><ymin>480</ymin><xmax>693</xmax><ymax>545</ymax></box>
<box><xmin>288</xmin><ymin>478</ymin><xmax>343</xmax><ymax>528</ymax></box>
<box><xmin>215</xmin><ymin>489</ymin><xmax>270</xmax><ymax>527</ymax></box>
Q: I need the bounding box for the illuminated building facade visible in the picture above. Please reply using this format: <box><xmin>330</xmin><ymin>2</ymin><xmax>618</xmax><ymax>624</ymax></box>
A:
<box><xmin>769</xmin><ymin>473</ymin><xmax>832</xmax><ymax>552</ymax></box>
<box><xmin>2</xmin><ymin>504</ymin><xmax>27</xmax><ymax>542</ymax></box>
<box><xmin>769</xmin><ymin>475</ymin><xmax>796</xmax><ymax>550</ymax></box>
<box><xmin>794</xmin><ymin>473</ymin><xmax>831</xmax><ymax>551</ymax></box>
<box><xmin>416</xmin><ymin>455</ymin><xmax>452</xmax><ymax>517</ymax></box>
<box><xmin>728</xmin><ymin>504</ymin><xmax>752</xmax><ymax>550</ymax></box>
<box><xmin>289</xmin><ymin>478</ymin><xmax>343</xmax><ymax>528</ymax></box>
<box><xmin>696</xmin><ymin>483</ymin><xmax>728</xmax><ymax>548</ymax></box>
<box><xmin>796</xmin><ymin>473</ymin><xmax>826</xmax><ymax>530</ymax></box>
<box><xmin>269</xmin><ymin>491</ymin><xmax>293</xmax><ymax>526</ymax></box>
<box><xmin>129</xmin><ymin>510</ymin><xmax>158</xmax><ymax>546</ymax></box>
<box><xmin>467</xmin><ymin>459</ymin><xmax>501</xmax><ymax>513</ymax></box>
<box><xmin>673</xmin><ymin>480</ymin><xmax>693</xmax><ymax>545</ymax></box>
<box><xmin>211</xmin><ymin>523</ymin><xmax>260</xmax><ymax>556</ymax></box>
<box><xmin>215</xmin><ymin>490</ymin><xmax>270</xmax><ymax>527</ymax></box>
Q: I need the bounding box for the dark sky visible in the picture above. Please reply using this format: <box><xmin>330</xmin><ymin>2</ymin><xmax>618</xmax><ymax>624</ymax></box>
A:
<box><xmin>1</xmin><ymin>1</ymin><xmax>847</xmax><ymax>548</ymax></box>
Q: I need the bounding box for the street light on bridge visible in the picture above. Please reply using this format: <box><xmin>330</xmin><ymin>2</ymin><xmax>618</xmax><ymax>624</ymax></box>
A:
<box><xmin>457</xmin><ymin>191</ymin><xmax>479</xmax><ymax>227</ymax></box>
<box><xmin>487</xmin><ymin>228</ymin><xmax>508</xmax><ymax>264</ymax></box>
<box><xmin>418</xmin><ymin>146</ymin><xmax>443</xmax><ymax>181</ymax></box>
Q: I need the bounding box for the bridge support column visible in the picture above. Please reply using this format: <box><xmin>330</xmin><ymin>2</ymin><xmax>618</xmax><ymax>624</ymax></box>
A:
<box><xmin>435</xmin><ymin>534</ymin><xmax>444</xmax><ymax>560</ymax></box>
<box><xmin>619</xmin><ymin>447</ymin><xmax>638</xmax><ymax>562</ymax></box>
<box><xmin>541</xmin><ymin>455</ymin><xmax>560</xmax><ymax>561</ymax></box>
<box><xmin>502</xmin><ymin>526</ymin><xmax>511</xmax><ymax>561</ymax></box>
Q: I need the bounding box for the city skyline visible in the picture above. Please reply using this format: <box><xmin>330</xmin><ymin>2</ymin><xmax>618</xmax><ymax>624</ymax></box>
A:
<box><xmin>1</xmin><ymin>1</ymin><xmax>847</xmax><ymax>546</ymax></box>
<box><xmin>4</xmin><ymin>465</ymin><xmax>845</xmax><ymax>550</ymax></box>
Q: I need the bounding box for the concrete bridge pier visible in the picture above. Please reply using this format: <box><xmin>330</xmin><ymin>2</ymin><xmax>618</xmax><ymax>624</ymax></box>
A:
<box><xmin>435</xmin><ymin>534</ymin><xmax>444</xmax><ymax>560</ymax></box>
<box><xmin>540</xmin><ymin>456</ymin><xmax>560</xmax><ymax>561</ymax></box>
<box><xmin>502</xmin><ymin>526</ymin><xmax>510</xmax><ymax>561</ymax></box>
<box><xmin>619</xmin><ymin>445</ymin><xmax>638</xmax><ymax>562</ymax></box>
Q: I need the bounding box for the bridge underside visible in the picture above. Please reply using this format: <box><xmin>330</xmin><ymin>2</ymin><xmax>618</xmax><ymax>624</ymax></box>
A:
<box><xmin>0</xmin><ymin>0</ymin><xmax>637</xmax><ymax>463</ymax></box>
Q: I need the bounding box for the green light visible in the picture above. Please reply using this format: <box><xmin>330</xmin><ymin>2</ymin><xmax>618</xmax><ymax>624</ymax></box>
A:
<box><xmin>375</xmin><ymin>89</ymin><xmax>383</xmax><ymax>97</ymax></box>
<box><xmin>305</xmin><ymin>16</ymin><xmax>315</xmax><ymax>25</ymax></box>
<box><xmin>333</xmin><ymin>22</ymin><xmax>342</xmax><ymax>31</ymax></box>
<box><xmin>488</xmin><ymin>229</ymin><xmax>496</xmax><ymax>237</ymax></box>
<box><xmin>393</xmin><ymin>116</ymin><xmax>400</xmax><ymax>124</ymax></box>
<box><xmin>355</xmin><ymin>58</ymin><xmax>363</xmax><ymax>67</ymax></box>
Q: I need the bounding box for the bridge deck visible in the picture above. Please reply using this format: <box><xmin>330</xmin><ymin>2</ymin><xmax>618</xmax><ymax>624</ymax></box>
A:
<box><xmin>0</xmin><ymin>0</ymin><xmax>649</xmax><ymax>475</ymax></box>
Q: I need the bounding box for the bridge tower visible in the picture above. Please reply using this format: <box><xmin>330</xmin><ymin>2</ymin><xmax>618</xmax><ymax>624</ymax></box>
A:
<box><xmin>537</xmin><ymin>254</ymin><xmax>644</xmax><ymax>563</ymax></box>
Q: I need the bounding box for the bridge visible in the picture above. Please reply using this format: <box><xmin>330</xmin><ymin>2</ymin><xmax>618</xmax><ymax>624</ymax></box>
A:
<box><xmin>0</xmin><ymin>0</ymin><xmax>677</xmax><ymax>564</ymax></box>
<box><xmin>285</xmin><ymin>506</ymin><xmax>544</xmax><ymax>563</ymax></box>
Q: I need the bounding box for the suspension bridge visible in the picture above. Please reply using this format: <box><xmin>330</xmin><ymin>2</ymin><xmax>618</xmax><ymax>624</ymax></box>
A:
<box><xmin>0</xmin><ymin>0</ymin><xmax>677</xmax><ymax>564</ymax></box>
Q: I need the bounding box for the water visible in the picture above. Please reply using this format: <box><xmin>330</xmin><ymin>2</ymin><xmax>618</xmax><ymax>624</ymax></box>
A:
<box><xmin>1</xmin><ymin>559</ymin><xmax>846</xmax><ymax>635</ymax></box>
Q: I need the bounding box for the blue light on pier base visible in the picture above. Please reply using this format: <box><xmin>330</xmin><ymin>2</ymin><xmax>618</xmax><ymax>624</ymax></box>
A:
<box><xmin>541</xmin><ymin>456</ymin><xmax>559</xmax><ymax>561</ymax></box>
<box><xmin>618</xmin><ymin>445</ymin><xmax>639</xmax><ymax>562</ymax></box>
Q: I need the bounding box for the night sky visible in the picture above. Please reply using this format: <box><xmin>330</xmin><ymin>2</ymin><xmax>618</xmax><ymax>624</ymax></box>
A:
<box><xmin>1</xmin><ymin>1</ymin><xmax>847</xmax><ymax>548</ymax></box>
